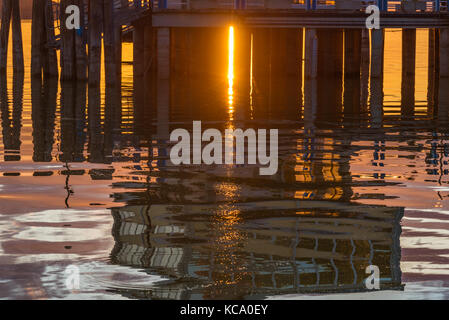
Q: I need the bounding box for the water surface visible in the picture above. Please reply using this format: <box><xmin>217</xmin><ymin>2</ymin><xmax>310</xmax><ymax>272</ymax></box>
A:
<box><xmin>1</xmin><ymin>22</ymin><xmax>449</xmax><ymax>299</ymax></box>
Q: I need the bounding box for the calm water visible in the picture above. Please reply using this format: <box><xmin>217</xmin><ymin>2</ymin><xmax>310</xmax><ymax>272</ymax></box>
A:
<box><xmin>1</xmin><ymin>22</ymin><xmax>449</xmax><ymax>299</ymax></box>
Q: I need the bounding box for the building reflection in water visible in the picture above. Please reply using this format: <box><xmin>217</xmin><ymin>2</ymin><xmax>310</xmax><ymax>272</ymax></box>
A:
<box><xmin>105</xmin><ymin>27</ymin><xmax>408</xmax><ymax>300</ymax></box>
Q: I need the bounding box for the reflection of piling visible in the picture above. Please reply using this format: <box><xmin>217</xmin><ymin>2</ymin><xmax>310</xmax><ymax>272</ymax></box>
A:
<box><xmin>401</xmin><ymin>29</ymin><xmax>416</xmax><ymax>119</ymax></box>
<box><xmin>31</xmin><ymin>76</ymin><xmax>58</xmax><ymax>162</ymax></box>
<box><xmin>60</xmin><ymin>82</ymin><xmax>87</xmax><ymax>162</ymax></box>
<box><xmin>0</xmin><ymin>73</ymin><xmax>24</xmax><ymax>161</ymax></box>
<box><xmin>0</xmin><ymin>0</ymin><xmax>24</xmax><ymax>72</ymax></box>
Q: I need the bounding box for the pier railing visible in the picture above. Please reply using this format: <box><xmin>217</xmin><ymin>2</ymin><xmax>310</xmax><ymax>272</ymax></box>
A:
<box><xmin>150</xmin><ymin>0</ymin><xmax>449</xmax><ymax>12</ymax></box>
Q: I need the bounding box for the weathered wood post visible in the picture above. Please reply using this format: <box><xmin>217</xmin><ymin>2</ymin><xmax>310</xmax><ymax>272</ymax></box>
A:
<box><xmin>304</xmin><ymin>28</ymin><xmax>318</xmax><ymax>79</ymax></box>
<box><xmin>0</xmin><ymin>0</ymin><xmax>12</xmax><ymax>72</ymax></box>
<box><xmin>370</xmin><ymin>29</ymin><xmax>384</xmax><ymax>79</ymax></box>
<box><xmin>31</xmin><ymin>0</ymin><xmax>45</xmax><ymax>77</ymax></box>
<box><xmin>88</xmin><ymin>0</ymin><xmax>103</xmax><ymax>86</ymax></box>
<box><xmin>344</xmin><ymin>29</ymin><xmax>361</xmax><ymax>77</ymax></box>
<box><xmin>103</xmin><ymin>0</ymin><xmax>117</xmax><ymax>87</ymax></box>
<box><xmin>401</xmin><ymin>28</ymin><xmax>416</xmax><ymax>119</ymax></box>
<box><xmin>235</xmin><ymin>27</ymin><xmax>252</xmax><ymax>120</ymax></box>
<box><xmin>31</xmin><ymin>0</ymin><xmax>58</xmax><ymax>78</ymax></box>
<box><xmin>370</xmin><ymin>29</ymin><xmax>384</xmax><ymax>127</ymax></box>
<box><xmin>344</xmin><ymin>29</ymin><xmax>362</xmax><ymax>115</ymax></box>
<box><xmin>60</xmin><ymin>0</ymin><xmax>75</xmax><ymax>80</ymax></box>
<box><xmin>360</xmin><ymin>29</ymin><xmax>370</xmax><ymax>112</ymax></box>
<box><xmin>60</xmin><ymin>0</ymin><xmax>87</xmax><ymax>81</ymax></box>
<box><xmin>428</xmin><ymin>29</ymin><xmax>439</xmax><ymax>117</ymax></box>
<box><xmin>156</xmin><ymin>27</ymin><xmax>170</xmax><ymax>140</ymax></box>
<box><xmin>439</xmin><ymin>28</ymin><xmax>449</xmax><ymax>121</ymax></box>
<box><xmin>0</xmin><ymin>0</ymin><xmax>24</xmax><ymax>72</ymax></box>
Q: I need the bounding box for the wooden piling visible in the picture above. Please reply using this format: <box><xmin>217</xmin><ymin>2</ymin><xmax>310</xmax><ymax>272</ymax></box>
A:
<box><xmin>133</xmin><ymin>20</ymin><xmax>145</xmax><ymax>79</ymax></box>
<box><xmin>103</xmin><ymin>0</ymin><xmax>117</xmax><ymax>87</ymax></box>
<box><xmin>370</xmin><ymin>29</ymin><xmax>384</xmax><ymax>79</ymax></box>
<box><xmin>428</xmin><ymin>29</ymin><xmax>440</xmax><ymax>117</ymax></box>
<box><xmin>156</xmin><ymin>27</ymin><xmax>170</xmax><ymax>140</ymax></box>
<box><xmin>44</xmin><ymin>0</ymin><xmax>58</xmax><ymax>77</ymax></box>
<box><xmin>11</xmin><ymin>0</ymin><xmax>24</xmax><ymax>72</ymax></box>
<box><xmin>360</xmin><ymin>29</ymin><xmax>370</xmax><ymax>111</ymax></box>
<box><xmin>344</xmin><ymin>29</ymin><xmax>361</xmax><ymax>78</ymax></box>
<box><xmin>88</xmin><ymin>0</ymin><xmax>103</xmax><ymax>86</ymax></box>
<box><xmin>401</xmin><ymin>28</ymin><xmax>416</xmax><ymax>118</ymax></box>
<box><xmin>0</xmin><ymin>0</ymin><xmax>12</xmax><ymax>72</ymax></box>
<box><xmin>305</xmin><ymin>28</ymin><xmax>318</xmax><ymax>79</ymax></box>
<box><xmin>60</xmin><ymin>0</ymin><xmax>76</xmax><ymax>80</ymax></box>
<box><xmin>439</xmin><ymin>28</ymin><xmax>449</xmax><ymax>78</ymax></box>
<box><xmin>31</xmin><ymin>0</ymin><xmax>45</xmax><ymax>77</ymax></box>
<box><xmin>74</xmin><ymin>0</ymin><xmax>87</xmax><ymax>80</ymax></box>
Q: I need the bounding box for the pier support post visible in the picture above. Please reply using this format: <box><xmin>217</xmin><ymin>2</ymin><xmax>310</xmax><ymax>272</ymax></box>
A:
<box><xmin>428</xmin><ymin>29</ymin><xmax>439</xmax><ymax>117</ymax></box>
<box><xmin>439</xmin><ymin>28</ymin><xmax>449</xmax><ymax>78</ymax></box>
<box><xmin>88</xmin><ymin>0</ymin><xmax>103</xmax><ymax>86</ymax></box>
<box><xmin>156</xmin><ymin>27</ymin><xmax>170</xmax><ymax>140</ymax></box>
<box><xmin>317</xmin><ymin>29</ymin><xmax>343</xmax><ymax>119</ymax></box>
<box><xmin>235</xmin><ymin>27</ymin><xmax>251</xmax><ymax>120</ymax></box>
<box><xmin>344</xmin><ymin>29</ymin><xmax>361</xmax><ymax>78</ymax></box>
<box><xmin>1</xmin><ymin>0</ymin><xmax>24</xmax><ymax>72</ymax></box>
<box><xmin>60</xmin><ymin>0</ymin><xmax>76</xmax><ymax>80</ymax></box>
<box><xmin>401</xmin><ymin>29</ymin><xmax>416</xmax><ymax>119</ymax></box>
<box><xmin>31</xmin><ymin>0</ymin><xmax>59</xmax><ymax>78</ymax></box>
<box><xmin>370</xmin><ymin>29</ymin><xmax>384</xmax><ymax>79</ymax></box>
<box><xmin>305</xmin><ymin>28</ymin><xmax>318</xmax><ymax>79</ymax></box>
<box><xmin>344</xmin><ymin>29</ymin><xmax>362</xmax><ymax>115</ymax></box>
<box><xmin>361</xmin><ymin>29</ymin><xmax>370</xmax><ymax>111</ymax></box>
<box><xmin>0</xmin><ymin>0</ymin><xmax>12</xmax><ymax>72</ymax></box>
<box><xmin>103</xmin><ymin>0</ymin><xmax>117</xmax><ymax>87</ymax></box>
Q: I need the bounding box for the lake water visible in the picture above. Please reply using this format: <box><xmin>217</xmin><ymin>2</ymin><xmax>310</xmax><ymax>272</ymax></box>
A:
<box><xmin>1</xmin><ymin>22</ymin><xmax>449</xmax><ymax>299</ymax></box>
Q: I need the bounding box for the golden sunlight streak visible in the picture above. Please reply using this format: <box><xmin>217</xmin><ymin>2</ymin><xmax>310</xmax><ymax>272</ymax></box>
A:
<box><xmin>228</xmin><ymin>26</ymin><xmax>235</xmax><ymax>119</ymax></box>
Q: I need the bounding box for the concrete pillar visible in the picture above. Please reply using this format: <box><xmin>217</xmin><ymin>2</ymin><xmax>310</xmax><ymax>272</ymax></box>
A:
<box><xmin>401</xmin><ymin>29</ymin><xmax>416</xmax><ymax>119</ymax></box>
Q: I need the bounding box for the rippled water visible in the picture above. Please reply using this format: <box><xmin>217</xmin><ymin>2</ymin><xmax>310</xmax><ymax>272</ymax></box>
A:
<box><xmin>1</xmin><ymin>23</ymin><xmax>449</xmax><ymax>299</ymax></box>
